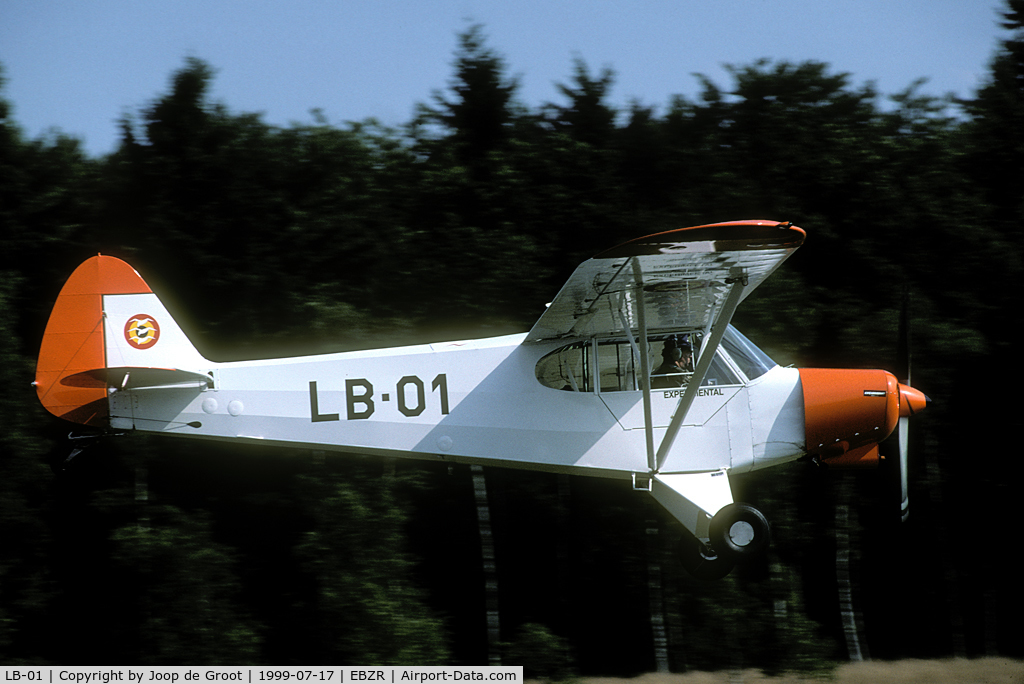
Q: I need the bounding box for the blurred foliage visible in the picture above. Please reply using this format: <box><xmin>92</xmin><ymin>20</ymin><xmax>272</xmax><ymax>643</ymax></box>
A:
<box><xmin>109</xmin><ymin>506</ymin><xmax>262</xmax><ymax>664</ymax></box>
<box><xmin>502</xmin><ymin>622</ymin><xmax>576</xmax><ymax>681</ymax></box>
<box><xmin>292</xmin><ymin>470</ymin><xmax>450</xmax><ymax>664</ymax></box>
<box><xmin>1</xmin><ymin>4</ymin><xmax>1023</xmax><ymax>671</ymax></box>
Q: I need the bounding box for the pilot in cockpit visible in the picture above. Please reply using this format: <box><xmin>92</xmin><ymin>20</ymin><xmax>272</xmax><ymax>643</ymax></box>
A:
<box><xmin>651</xmin><ymin>338</ymin><xmax>693</xmax><ymax>389</ymax></box>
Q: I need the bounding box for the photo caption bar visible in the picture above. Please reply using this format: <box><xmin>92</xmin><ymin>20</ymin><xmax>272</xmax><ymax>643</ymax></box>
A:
<box><xmin>0</xmin><ymin>667</ymin><xmax>522</xmax><ymax>684</ymax></box>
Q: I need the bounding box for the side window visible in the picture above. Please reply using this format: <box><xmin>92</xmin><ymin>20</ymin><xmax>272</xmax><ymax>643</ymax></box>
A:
<box><xmin>537</xmin><ymin>334</ymin><xmax>741</xmax><ymax>391</ymax></box>
<box><xmin>536</xmin><ymin>342</ymin><xmax>589</xmax><ymax>391</ymax></box>
<box><xmin>704</xmin><ymin>352</ymin><xmax>741</xmax><ymax>386</ymax></box>
<box><xmin>598</xmin><ymin>340</ymin><xmax>640</xmax><ymax>392</ymax></box>
<box><xmin>535</xmin><ymin>340</ymin><xmax>637</xmax><ymax>392</ymax></box>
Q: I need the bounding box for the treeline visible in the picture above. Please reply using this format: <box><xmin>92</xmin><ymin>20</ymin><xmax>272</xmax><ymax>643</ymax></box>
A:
<box><xmin>1</xmin><ymin>3</ymin><xmax>1022</xmax><ymax>673</ymax></box>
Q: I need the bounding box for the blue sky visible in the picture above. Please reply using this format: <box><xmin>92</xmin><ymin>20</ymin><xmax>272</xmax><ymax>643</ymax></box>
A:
<box><xmin>1</xmin><ymin>0</ymin><xmax>1008</xmax><ymax>157</ymax></box>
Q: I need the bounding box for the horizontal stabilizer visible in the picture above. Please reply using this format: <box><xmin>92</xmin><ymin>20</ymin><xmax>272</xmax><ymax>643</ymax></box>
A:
<box><xmin>61</xmin><ymin>367</ymin><xmax>213</xmax><ymax>390</ymax></box>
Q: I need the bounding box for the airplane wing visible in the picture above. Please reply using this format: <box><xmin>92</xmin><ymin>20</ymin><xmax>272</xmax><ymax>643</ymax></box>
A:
<box><xmin>525</xmin><ymin>220</ymin><xmax>805</xmax><ymax>343</ymax></box>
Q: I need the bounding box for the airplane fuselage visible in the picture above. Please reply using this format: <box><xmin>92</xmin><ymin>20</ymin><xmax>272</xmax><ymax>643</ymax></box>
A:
<box><xmin>109</xmin><ymin>330</ymin><xmax>807</xmax><ymax>481</ymax></box>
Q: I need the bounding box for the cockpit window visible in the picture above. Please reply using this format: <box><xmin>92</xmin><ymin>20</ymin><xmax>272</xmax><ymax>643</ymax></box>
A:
<box><xmin>721</xmin><ymin>325</ymin><xmax>777</xmax><ymax>380</ymax></box>
<box><xmin>535</xmin><ymin>341</ymin><xmax>590</xmax><ymax>391</ymax></box>
<box><xmin>536</xmin><ymin>332</ymin><xmax>742</xmax><ymax>392</ymax></box>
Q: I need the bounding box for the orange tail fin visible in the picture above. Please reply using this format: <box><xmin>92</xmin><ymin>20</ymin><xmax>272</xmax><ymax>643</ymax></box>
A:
<box><xmin>35</xmin><ymin>255</ymin><xmax>208</xmax><ymax>426</ymax></box>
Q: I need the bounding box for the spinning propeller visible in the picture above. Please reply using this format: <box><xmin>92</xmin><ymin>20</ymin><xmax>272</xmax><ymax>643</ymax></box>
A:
<box><xmin>888</xmin><ymin>290</ymin><xmax>929</xmax><ymax>522</ymax></box>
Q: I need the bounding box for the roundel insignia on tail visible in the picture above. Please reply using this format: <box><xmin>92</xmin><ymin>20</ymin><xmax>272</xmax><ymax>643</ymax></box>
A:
<box><xmin>125</xmin><ymin>314</ymin><xmax>160</xmax><ymax>349</ymax></box>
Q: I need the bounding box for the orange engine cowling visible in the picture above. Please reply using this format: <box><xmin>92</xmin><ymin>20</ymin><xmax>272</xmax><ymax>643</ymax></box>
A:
<box><xmin>797</xmin><ymin>368</ymin><xmax>901</xmax><ymax>469</ymax></box>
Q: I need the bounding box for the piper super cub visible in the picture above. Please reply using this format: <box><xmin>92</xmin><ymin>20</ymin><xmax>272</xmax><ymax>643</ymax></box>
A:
<box><xmin>35</xmin><ymin>220</ymin><xmax>929</xmax><ymax>578</ymax></box>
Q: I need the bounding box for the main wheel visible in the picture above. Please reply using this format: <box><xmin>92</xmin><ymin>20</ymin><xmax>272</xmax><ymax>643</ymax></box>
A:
<box><xmin>709</xmin><ymin>503</ymin><xmax>771</xmax><ymax>561</ymax></box>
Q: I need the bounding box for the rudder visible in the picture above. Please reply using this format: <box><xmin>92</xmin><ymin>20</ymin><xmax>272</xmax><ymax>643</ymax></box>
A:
<box><xmin>35</xmin><ymin>255</ymin><xmax>209</xmax><ymax>426</ymax></box>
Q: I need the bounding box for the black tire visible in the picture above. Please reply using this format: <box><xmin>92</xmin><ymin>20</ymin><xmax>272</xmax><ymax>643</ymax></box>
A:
<box><xmin>676</xmin><ymin>530</ymin><xmax>735</xmax><ymax>581</ymax></box>
<box><xmin>709</xmin><ymin>503</ymin><xmax>771</xmax><ymax>561</ymax></box>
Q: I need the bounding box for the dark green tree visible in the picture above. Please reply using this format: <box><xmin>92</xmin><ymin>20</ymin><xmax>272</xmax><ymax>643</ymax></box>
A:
<box><xmin>109</xmin><ymin>58</ymin><xmax>299</xmax><ymax>348</ymax></box>
<box><xmin>0</xmin><ymin>275</ymin><xmax>55</xmax><ymax>664</ymax></box>
<box><xmin>0</xmin><ymin>64</ymin><xmax>99</xmax><ymax>338</ymax></box>
<box><xmin>502</xmin><ymin>622</ymin><xmax>576</xmax><ymax>680</ymax></box>
<box><xmin>419</xmin><ymin>24</ymin><xmax>521</xmax><ymax>175</ymax></box>
<box><xmin>547</xmin><ymin>58</ymin><xmax>617</xmax><ymax>149</ymax></box>
<box><xmin>401</xmin><ymin>27</ymin><xmax>552</xmax><ymax>331</ymax></box>
<box><xmin>617</xmin><ymin>101</ymin><xmax>669</xmax><ymax>213</ymax></box>
<box><xmin>293</xmin><ymin>470</ymin><xmax>450</xmax><ymax>664</ymax></box>
<box><xmin>0</xmin><ymin>68</ymin><xmax>93</xmax><ymax>664</ymax></box>
<box><xmin>108</xmin><ymin>507</ymin><xmax>262</xmax><ymax>664</ymax></box>
<box><xmin>109</xmin><ymin>59</ymin><xmax>415</xmax><ymax>357</ymax></box>
<box><xmin>963</xmin><ymin>0</ymin><xmax>1024</xmax><ymax>224</ymax></box>
<box><xmin>532</xmin><ymin>59</ymin><xmax>626</xmax><ymax>263</ymax></box>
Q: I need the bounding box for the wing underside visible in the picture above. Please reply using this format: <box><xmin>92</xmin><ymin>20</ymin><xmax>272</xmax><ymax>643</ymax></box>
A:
<box><xmin>526</xmin><ymin>220</ymin><xmax>805</xmax><ymax>343</ymax></box>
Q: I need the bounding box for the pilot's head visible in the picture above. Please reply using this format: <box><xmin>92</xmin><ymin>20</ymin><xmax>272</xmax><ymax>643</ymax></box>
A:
<box><xmin>663</xmin><ymin>340</ymin><xmax>692</xmax><ymax>367</ymax></box>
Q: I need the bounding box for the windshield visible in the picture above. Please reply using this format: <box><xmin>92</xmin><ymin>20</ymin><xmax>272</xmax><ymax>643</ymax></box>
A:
<box><xmin>721</xmin><ymin>325</ymin><xmax>777</xmax><ymax>380</ymax></box>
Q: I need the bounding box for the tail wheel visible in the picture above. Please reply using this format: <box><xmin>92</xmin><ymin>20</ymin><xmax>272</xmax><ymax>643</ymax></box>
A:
<box><xmin>709</xmin><ymin>503</ymin><xmax>771</xmax><ymax>560</ymax></box>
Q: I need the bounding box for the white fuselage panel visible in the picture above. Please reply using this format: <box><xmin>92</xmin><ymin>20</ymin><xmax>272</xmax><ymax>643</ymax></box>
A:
<box><xmin>109</xmin><ymin>335</ymin><xmax>807</xmax><ymax>480</ymax></box>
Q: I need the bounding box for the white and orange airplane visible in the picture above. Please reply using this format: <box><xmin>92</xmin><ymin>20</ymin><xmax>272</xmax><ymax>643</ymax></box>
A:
<box><xmin>34</xmin><ymin>220</ymin><xmax>928</xmax><ymax>578</ymax></box>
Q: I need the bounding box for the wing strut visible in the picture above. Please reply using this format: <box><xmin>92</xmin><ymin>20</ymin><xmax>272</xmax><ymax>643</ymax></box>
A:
<box><xmin>654</xmin><ymin>270</ymin><xmax>747</xmax><ymax>472</ymax></box>
<box><xmin>629</xmin><ymin>259</ymin><xmax>657</xmax><ymax>473</ymax></box>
